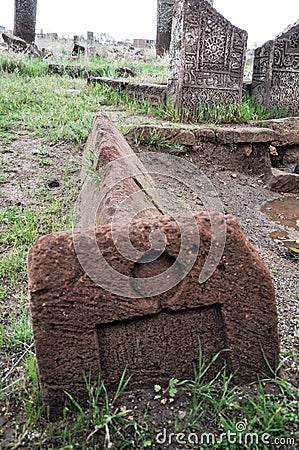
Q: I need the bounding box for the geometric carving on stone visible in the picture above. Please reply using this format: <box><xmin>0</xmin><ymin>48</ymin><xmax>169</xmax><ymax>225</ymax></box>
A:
<box><xmin>156</xmin><ymin>0</ymin><xmax>214</xmax><ymax>56</ymax></box>
<box><xmin>167</xmin><ymin>0</ymin><xmax>247</xmax><ymax>117</ymax></box>
<box><xmin>156</xmin><ymin>0</ymin><xmax>175</xmax><ymax>56</ymax></box>
<box><xmin>252</xmin><ymin>20</ymin><xmax>299</xmax><ymax>114</ymax></box>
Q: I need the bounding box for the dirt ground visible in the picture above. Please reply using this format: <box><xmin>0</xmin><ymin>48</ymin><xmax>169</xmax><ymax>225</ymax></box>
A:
<box><xmin>0</xmin><ymin>108</ymin><xmax>298</xmax><ymax>448</ymax></box>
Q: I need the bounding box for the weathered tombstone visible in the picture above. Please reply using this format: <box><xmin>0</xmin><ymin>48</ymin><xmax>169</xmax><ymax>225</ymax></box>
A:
<box><xmin>167</xmin><ymin>0</ymin><xmax>247</xmax><ymax>118</ymax></box>
<box><xmin>14</xmin><ymin>0</ymin><xmax>37</xmax><ymax>43</ymax></box>
<box><xmin>28</xmin><ymin>114</ymin><xmax>280</xmax><ymax>417</ymax></box>
<box><xmin>87</xmin><ymin>31</ymin><xmax>94</xmax><ymax>45</ymax></box>
<box><xmin>156</xmin><ymin>0</ymin><xmax>175</xmax><ymax>56</ymax></box>
<box><xmin>156</xmin><ymin>0</ymin><xmax>214</xmax><ymax>56</ymax></box>
<box><xmin>2</xmin><ymin>32</ymin><xmax>27</xmax><ymax>52</ymax></box>
<box><xmin>251</xmin><ymin>21</ymin><xmax>299</xmax><ymax>114</ymax></box>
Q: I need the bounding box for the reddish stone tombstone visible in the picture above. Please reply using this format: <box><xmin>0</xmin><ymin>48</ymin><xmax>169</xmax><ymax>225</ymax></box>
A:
<box><xmin>28</xmin><ymin>114</ymin><xmax>279</xmax><ymax>417</ymax></box>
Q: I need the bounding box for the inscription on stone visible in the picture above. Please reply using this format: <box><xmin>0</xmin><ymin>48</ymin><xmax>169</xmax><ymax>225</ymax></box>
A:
<box><xmin>167</xmin><ymin>0</ymin><xmax>247</xmax><ymax>117</ymax></box>
<box><xmin>252</xmin><ymin>21</ymin><xmax>299</xmax><ymax>114</ymax></box>
<box><xmin>156</xmin><ymin>0</ymin><xmax>214</xmax><ymax>56</ymax></box>
<box><xmin>98</xmin><ymin>307</ymin><xmax>226</xmax><ymax>386</ymax></box>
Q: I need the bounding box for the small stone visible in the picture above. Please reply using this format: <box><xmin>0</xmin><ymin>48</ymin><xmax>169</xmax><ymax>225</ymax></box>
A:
<box><xmin>46</xmin><ymin>179</ymin><xmax>60</xmax><ymax>188</ymax></box>
<box><xmin>265</xmin><ymin>168</ymin><xmax>299</xmax><ymax>194</ymax></box>
<box><xmin>0</xmin><ymin>416</ymin><xmax>7</xmax><ymax>427</ymax></box>
<box><xmin>231</xmin><ymin>173</ymin><xmax>237</xmax><ymax>179</ymax></box>
<box><xmin>269</xmin><ymin>145</ymin><xmax>278</xmax><ymax>156</ymax></box>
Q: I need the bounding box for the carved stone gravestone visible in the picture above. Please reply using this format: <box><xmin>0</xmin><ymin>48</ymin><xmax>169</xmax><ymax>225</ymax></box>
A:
<box><xmin>14</xmin><ymin>0</ymin><xmax>37</xmax><ymax>43</ymax></box>
<box><xmin>156</xmin><ymin>0</ymin><xmax>174</xmax><ymax>56</ymax></box>
<box><xmin>28</xmin><ymin>114</ymin><xmax>280</xmax><ymax>417</ymax></box>
<box><xmin>156</xmin><ymin>0</ymin><xmax>214</xmax><ymax>56</ymax></box>
<box><xmin>167</xmin><ymin>0</ymin><xmax>247</xmax><ymax>118</ymax></box>
<box><xmin>251</xmin><ymin>21</ymin><xmax>299</xmax><ymax>114</ymax></box>
<box><xmin>87</xmin><ymin>31</ymin><xmax>94</xmax><ymax>45</ymax></box>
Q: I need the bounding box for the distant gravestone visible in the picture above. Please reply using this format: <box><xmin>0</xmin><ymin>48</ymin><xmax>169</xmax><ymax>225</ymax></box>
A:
<box><xmin>252</xmin><ymin>21</ymin><xmax>299</xmax><ymax>114</ymax></box>
<box><xmin>87</xmin><ymin>31</ymin><xmax>94</xmax><ymax>45</ymax></box>
<box><xmin>156</xmin><ymin>0</ymin><xmax>174</xmax><ymax>56</ymax></box>
<box><xmin>156</xmin><ymin>0</ymin><xmax>214</xmax><ymax>56</ymax></box>
<box><xmin>167</xmin><ymin>0</ymin><xmax>247</xmax><ymax>117</ymax></box>
<box><xmin>14</xmin><ymin>0</ymin><xmax>37</xmax><ymax>43</ymax></box>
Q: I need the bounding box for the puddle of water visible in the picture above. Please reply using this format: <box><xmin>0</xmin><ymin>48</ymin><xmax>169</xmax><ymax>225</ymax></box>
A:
<box><xmin>261</xmin><ymin>196</ymin><xmax>299</xmax><ymax>241</ymax></box>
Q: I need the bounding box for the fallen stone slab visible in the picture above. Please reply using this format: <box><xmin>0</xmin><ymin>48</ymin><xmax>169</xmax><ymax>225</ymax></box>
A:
<box><xmin>28</xmin><ymin>213</ymin><xmax>279</xmax><ymax>417</ymax></box>
<box><xmin>123</xmin><ymin>122</ymin><xmax>278</xmax><ymax>175</ymax></box>
<box><xmin>193</xmin><ymin>126</ymin><xmax>278</xmax><ymax>144</ymax></box>
<box><xmin>81</xmin><ymin>113</ymin><xmax>164</xmax><ymax>226</ymax></box>
<box><xmin>255</xmin><ymin>117</ymin><xmax>299</xmax><ymax>147</ymax></box>
<box><xmin>88</xmin><ymin>77</ymin><xmax>167</xmax><ymax>107</ymax></box>
<box><xmin>215</xmin><ymin>127</ymin><xmax>278</xmax><ymax>145</ymax></box>
<box><xmin>2</xmin><ymin>32</ymin><xmax>27</xmax><ymax>52</ymax></box>
<box><xmin>264</xmin><ymin>168</ymin><xmax>299</xmax><ymax>194</ymax></box>
<box><xmin>130</xmin><ymin>124</ymin><xmax>196</xmax><ymax>147</ymax></box>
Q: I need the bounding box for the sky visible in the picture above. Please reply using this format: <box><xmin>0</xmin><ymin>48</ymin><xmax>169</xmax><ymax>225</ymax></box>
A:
<box><xmin>0</xmin><ymin>0</ymin><xmax>298</xmax><ymax>46</ymax></box>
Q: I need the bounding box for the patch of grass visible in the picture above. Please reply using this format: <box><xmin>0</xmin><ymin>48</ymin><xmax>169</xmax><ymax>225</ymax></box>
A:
<box><xmin>0</xmin><ymin>74</ymin><xmax>101</xmax><ymax>143</ymax></box>
<box><xmin>2</xmin><ymin>345</ymin><xmax>298</xmax><ymax>449</ymax></box>
<box><xmin>147</xmin><ymin>128</ymin><xmax>185</xmax><ymax>152</ymax></box>
<box><xmin>7</xmin><ymin>306</ymin><xmax>33</xmax><ymax>352</ymax></box>
<box><xmin>0</xmin><ymin>202</ymin><xmax>73</xmax><ymax>283</ymax></box>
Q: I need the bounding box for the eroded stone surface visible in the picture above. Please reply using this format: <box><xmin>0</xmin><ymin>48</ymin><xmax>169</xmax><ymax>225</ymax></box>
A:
<box><xmin>167</xmin><ymin>0</ymin><xmax>247</xmax><ymax>117</ymax></box>
<box><xmin>156</xmin><ymin>0</ymin><xmax>214</xmax><ymax>56</ymax></box>
<box><xmin>156</xmin><ymin>0</ymin><xmax>175</xmax><ymax>56</ymax></box>
<box><xmin>252</xmin><ymin>22</ymin><xmax>299</xmax><ymax>114</ymax></box>
<box><xmin>131</xmin><ymin>124</ymin><xmax>196</xmax><ymax>147</ymax></box>
<box><xmin>265</xmin><ymin>168</ymin><xmax>299</xmax><ymax>193</ymax></box>
<box><xmin>256</xmin><ymin>118</ymin><xmax>299</xmax><ymax>147</ymax></box>
<box><xmin>215</xmin><ymin>127</ymin><xmax>278</xmax><ymax>144</ymax></box>
<box><xmin>28</xmin><ymin>213</ymin><xmax>279</xmax><ymax>417</ymax></box>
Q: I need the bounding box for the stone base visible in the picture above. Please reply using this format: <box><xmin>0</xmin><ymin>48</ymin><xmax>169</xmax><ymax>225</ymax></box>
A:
<box><xmin>88</xmin><ymin>77</ymin><xmax>167</xmax><ymax>108</ymax></box>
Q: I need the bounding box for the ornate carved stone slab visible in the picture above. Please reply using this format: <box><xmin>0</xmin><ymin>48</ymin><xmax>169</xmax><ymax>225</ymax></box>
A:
<box><xmin>156</xmin><ymin>0</ymin><xmax>175</xmax><ymax>56</ymax></box>
<box><xmin>156</xmin><ymin>0</ymin><xmax>214</xmax><ymax>56</ymax></box>
<box><xmin>167</xmin><ymin>0</ymin><xmax>247</xmax><ymax>118</ymax></box>
<box><xmin>252</xmin><ymin>21</ymin><xmax>299</xmax><ymax>114</ymax></box>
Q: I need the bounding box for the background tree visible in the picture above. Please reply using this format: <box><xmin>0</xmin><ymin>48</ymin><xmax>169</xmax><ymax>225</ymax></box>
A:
<box><xmin>14</xmin><ymin>0</ymin><xmax>37</xmax><ymax>43</ymax></box>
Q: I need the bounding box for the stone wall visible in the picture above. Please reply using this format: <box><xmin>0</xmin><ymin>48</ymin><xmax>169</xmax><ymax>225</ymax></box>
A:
<box><xmin>167</xmin><ymin>0</ymin><xmax>247</xmax><ymax>117</ymax></box>
<box><xmin>251</xmin><ymin>21</ymin><xmax>299</xmax><ymax>114</ymax></box>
